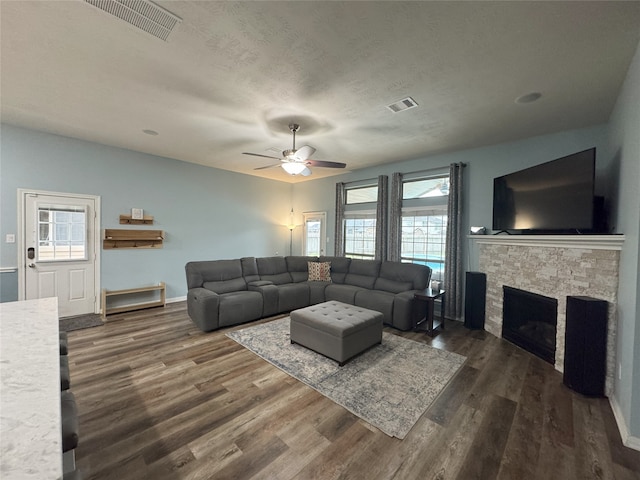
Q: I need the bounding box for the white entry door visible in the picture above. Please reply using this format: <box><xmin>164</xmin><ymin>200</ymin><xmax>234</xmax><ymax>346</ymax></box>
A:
<box><xmin>21</xmin><ymin>191</ymin><xmax>99</xmax><ymax>317</ymax></box>
<box><xmin>303</xmin><ymin>211</ymin><xmax>326</xmax><ymax>257</ymax></box>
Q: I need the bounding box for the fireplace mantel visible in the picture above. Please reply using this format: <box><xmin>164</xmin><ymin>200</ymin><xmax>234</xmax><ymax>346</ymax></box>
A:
<box><xmin>470</xmin><ymin>234</ymin><xmax>625</xmax><ymax>250</ymax></box>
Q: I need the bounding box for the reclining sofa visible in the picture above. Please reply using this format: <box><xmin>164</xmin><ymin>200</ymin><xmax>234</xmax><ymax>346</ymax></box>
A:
<box><xmin>185</xmin><ymin>255</ymin><xmax>431</xmax><ymax>333</ymax></box>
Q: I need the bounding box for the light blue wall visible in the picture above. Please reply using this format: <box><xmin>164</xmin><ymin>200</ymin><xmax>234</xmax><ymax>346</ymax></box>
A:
<box><xmin>607</xmin><ymin>40</ymin><xmax>640</xmax><ymax>440</ymax></box>
<box><xmin>0</xmin><ymin>125</ymin><xmax>293</xmax><ymax>302</ymax></box>
<box><xmin>292</xmin><ymin>124</ymin><xmax>612</xmax><ymax>271</ymax></box>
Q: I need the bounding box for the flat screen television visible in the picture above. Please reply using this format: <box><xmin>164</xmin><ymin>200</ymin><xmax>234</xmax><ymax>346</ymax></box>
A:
<box><xmin>492</xmin><ymin>148</ymin><xmax>600</xmax><ymax>233</ymax></box>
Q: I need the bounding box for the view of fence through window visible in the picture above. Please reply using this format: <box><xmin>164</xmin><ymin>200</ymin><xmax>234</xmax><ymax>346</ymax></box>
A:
<box><xmin>38</xmin><ymin>206</ymin><xmax>87</xmax><ymax>261</ymax></box>
<box><xmin>344</xmin><ymin>216</ymin><xmax>376</xmax><ymax>259</ymax></box>
<box><xmin>401</xmin><ymin>210</ymin><xmax>447</xmax><ymax>281</ymax></box>
<box><xmin>305</xmin><ymin>219</ymin><xmax>321</xmax><ymax>257</ymax></box>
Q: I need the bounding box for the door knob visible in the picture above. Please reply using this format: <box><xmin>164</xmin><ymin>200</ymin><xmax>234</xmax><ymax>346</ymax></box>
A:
<box><xmin>28</xmin><ymin>263</ymin><xmax>36</xmax><ymax>268</ymax></box>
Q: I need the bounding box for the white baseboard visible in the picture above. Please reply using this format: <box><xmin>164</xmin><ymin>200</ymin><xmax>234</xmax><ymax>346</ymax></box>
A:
<box><xmin>609</xmin><ymin>395</ymin><xmax>640</xmax><ymax>451</ymax></box>
<box><xmin>167</xmin><ymin>295</ymin><xmax>186</xmax><ymax>304</ymax></box>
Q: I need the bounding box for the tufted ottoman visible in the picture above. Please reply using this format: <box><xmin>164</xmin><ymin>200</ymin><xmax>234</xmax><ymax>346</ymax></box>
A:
<box><xmin>290</xmin><ymin>300</ymin><xmax>383</xmax><ymax>366</ymax></box>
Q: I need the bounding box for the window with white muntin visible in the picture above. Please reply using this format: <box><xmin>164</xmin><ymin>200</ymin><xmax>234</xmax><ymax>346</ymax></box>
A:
<box><xmin>400</xmin><ymin>175</ymin><xmax>449</xmax><ymax>282</ymax></box>
<box><xmin>344</xmin><ymin>184</ymin><xmax>378</xmax><ymax>260</ymax></box>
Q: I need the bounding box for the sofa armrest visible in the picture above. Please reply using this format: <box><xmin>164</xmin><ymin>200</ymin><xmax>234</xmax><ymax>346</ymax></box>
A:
<box><xmin>187</xmin><ymin>288</ymin><xmax>220</xmax><ymax>332</ymax></box>
<box><xmin>248</xmin><ymin>280</ymin><xmax>274</xmax><ymax>288</ymax></box>
<box><xmin>392</xmin><ymin>290</ymin><xmax>421</xmax><ymax>331</ymax></box>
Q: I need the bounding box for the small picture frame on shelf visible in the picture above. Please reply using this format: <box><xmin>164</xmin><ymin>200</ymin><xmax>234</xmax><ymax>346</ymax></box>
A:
<box><xmin>131</xmin><ymin>208</ymin><xmax>144</xmax><ymax>220</ymax></box>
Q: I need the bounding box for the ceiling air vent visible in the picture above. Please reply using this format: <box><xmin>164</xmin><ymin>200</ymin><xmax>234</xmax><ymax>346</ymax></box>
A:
<box><xmin>386</xmin><ymin>97</ymin><xmax>419</xmax><ymax>113</ymax></box>
<box><xmin>84</xmin><ymin>0</ymin><xmax>181</xmax><ymax>41</ymax></box>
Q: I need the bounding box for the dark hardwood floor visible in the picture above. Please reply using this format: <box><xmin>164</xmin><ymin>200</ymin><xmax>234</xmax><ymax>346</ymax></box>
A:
<box><xmin>68</xmin><ymin>302</ymin><xmax>640</xmax><ymax>479</ymax></box>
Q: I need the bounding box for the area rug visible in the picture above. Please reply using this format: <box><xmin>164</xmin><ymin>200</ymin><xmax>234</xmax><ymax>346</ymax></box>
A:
<box><xmin>226</xmin><ymin>317</ymin><xmax>466</xmax><ymax>439</ymax></box>
<box><xmin>59</xmin><ymin>313</ymin><xmax>104</xmax><ymax>332</ymax></box>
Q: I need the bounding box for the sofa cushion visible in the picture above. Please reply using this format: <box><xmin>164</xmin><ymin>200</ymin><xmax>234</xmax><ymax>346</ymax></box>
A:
<box><xmin>241</xmin><ymin>257</ymin><xmax>260</xmax><ymax>283</ymax></box>
<box><xmin>257</xmin><ymin>256</ymin><xmax>292</xmax><ymax>285</ymax></box>
<box><xmin>374</xmin><ymin>277</ymin><xmax>414</xmax><ymax>294</ymax></box>
<box><xmin>308</xmin><ymin>281</ymin><xmax>329</xmax><ymax>305</ymax></box>
<box><xmin>344</xmin><ymin>259</ymin><xmax>380</xmax><ymax>289</ymax></box>
<box><xmin>325</xmin><ymin>283</ymin><xmax>366</xmax><ymax>304</ymax></box>
<box><xmin>218</xmin><ymin>291</ymin><xmax>263</xmax><ymax>327</ymax></box>
<box><xmin>203</xmin><ymin>277</ymin><xmax>247</xmax><ymax>294</ymax></box>
<box><xmin>319</xmin><ymin>256</ymin><xmax>351</xmax><ymax>283</ymax></box>
<box><xmin>354</xmin><ymin>289</ymin><xmax>395</xmax><ymax>324</ymax></box>
<box><xmin>348</xmin><ymin>258</ymin><xmax>381</xmax><ymax>277</ymax></box>
<box><xmin>277</xmin><ymin>282</ymin><xmax>311</xmax><ymax>312</ymax></box>
<box><xmin>308</xmin><ymin>261</ymin><xmax>332</xmax><ymax>282</ymax></box>
<box><xmin>186</xmin><ymin>259</ymin><xmax>245</xmax><ymax>290</ymax></box>
<box><xmin>286</xmin><ymin>256</ymin><xmax>318</xmax><ymax>282</ymax></box>
<box><xmin>379</xmin><ymin>261</ymin><xmax>431</xmax><ymax>290</ymax></box>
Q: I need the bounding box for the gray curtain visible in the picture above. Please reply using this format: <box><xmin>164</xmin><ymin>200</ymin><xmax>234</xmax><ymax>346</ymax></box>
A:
<box><xmin>375</xmin><ymin>175</ymin><xmax>388</xmax><ymax>261</ymax></box>
<box><xmin>444</xmin><ymin>163</ymin><xmax>465</xmax><ymax>320</ymax></box>
<box><xmin>334</xmin><ymin>182</ymin><xmax>346</xmax><ymax>256</ymax></box>
<box><xmin>388</xmin><ymin>172</ymin><xmax>403</xmax><ymax>261</ymax></box>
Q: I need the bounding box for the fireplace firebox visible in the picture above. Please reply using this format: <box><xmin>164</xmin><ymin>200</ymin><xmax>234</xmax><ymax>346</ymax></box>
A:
<box><xmin>502</xmin><ymin>286</ymin><xmax>557</xmax><ymax>364</ymax></box>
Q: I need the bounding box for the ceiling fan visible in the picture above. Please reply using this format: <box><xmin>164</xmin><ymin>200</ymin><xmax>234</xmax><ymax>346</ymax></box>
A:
<box><xmin>243</xmin><ymin>124</ymin><xmax>346</xmax><ymax>176</ymax></box>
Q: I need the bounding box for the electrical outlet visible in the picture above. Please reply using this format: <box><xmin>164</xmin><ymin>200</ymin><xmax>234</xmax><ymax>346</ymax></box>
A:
<box><xmin>5</xmin><ymin>234</ymin><xmax>15</xmax><ymax>244</ymax></box>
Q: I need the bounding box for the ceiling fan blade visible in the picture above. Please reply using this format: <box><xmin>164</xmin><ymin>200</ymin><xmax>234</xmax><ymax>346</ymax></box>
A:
<box><xmin>291</xmin><ymin>145</ymin><xmax>316</xmax><ymax>161</ymax></box>
<box><xmin>301</xmin><ymin>167</ymin><xmax>312</xmax><ymax>176</ymax></box>
<box><xmin>306</xmin><ymin>160</ymin><xmax>347</xmax><ymax>169</ymax></box>
<box><xmin>243</xmin><ymin>152</ymin><xmax>282</xmax><ymax>160</ymax></box>
<box><xmin>254</xmin><ymin>163</ymin><xmax>282</xmax><ymax>170</ymax></box>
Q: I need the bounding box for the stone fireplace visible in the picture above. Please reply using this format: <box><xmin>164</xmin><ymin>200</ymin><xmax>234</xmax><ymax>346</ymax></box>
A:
<box><xmin>474</xmin><ymin>235</ymin><xmax>624</xmax><ymax>395</ymax></box>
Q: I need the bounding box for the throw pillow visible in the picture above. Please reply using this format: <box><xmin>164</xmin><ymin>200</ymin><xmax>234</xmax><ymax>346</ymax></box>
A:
<box><xmin>308</xmin><ymin>261</ymin><xmax>332</xmax><ymax>282</ymax></box>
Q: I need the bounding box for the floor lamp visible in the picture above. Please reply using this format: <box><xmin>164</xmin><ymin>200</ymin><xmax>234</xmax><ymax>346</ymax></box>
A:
<box><xmin>288</xmin><ymin>225</ymin><xmax>295</xmax><ymax>255</ymax></box>
<box><xmin>288</xmin><ymin>209</ymin><xmax>296</xmax><ymax>255</ymax></box>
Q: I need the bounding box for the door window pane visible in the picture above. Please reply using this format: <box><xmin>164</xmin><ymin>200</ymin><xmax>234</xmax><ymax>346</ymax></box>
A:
<box><xmin>37</xmin><ymin>205</ymin><xmax>87</xmax><ymax>261</ymax></box>
<box><xmin>305</xmin><ymin>220</ymin><xmax>321</xmax><ymax>256</ymax></box>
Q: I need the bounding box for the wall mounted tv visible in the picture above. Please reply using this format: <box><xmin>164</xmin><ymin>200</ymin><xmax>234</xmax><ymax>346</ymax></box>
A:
<box><xmin>493</xmin><ymin>148</ymin><xmax>602</xmax><ymax>234</ymax></box>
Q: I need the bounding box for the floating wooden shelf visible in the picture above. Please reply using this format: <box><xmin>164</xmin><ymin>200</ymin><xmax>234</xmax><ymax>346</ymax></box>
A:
<box><xmin>101</xmin><ymin>282</ymin><xmax>166</xmax><ymax>318</ymax></box>
<box><xmin>119</xmin><ymin>214</ymin><xmax>154</xmax><ymax>225</ymax></box>
<box><xmin>103</xmin><ymin>229</ymin><xmax>164</xmax><ymax>249</ymax></box>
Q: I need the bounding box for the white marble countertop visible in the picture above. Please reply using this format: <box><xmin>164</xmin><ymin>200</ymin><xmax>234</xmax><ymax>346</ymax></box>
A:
<box><xmin>1</xmin><ymin>297</ymin><xmax>63</xmax><ymax>480</ymax></box>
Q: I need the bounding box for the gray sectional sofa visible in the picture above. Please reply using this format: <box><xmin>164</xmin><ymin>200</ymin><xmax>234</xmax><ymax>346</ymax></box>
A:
<box><xmin>185</xmin><ymin>255</ymin><xmax>431</xmax><ymax>333</ymax></box>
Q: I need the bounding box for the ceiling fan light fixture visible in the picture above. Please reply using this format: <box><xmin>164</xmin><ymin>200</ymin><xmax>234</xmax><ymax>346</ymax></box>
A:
<box><xmin>282</xmin><ymin>162</ymin><xmax>307</xmax><ymax>175</ymax></box>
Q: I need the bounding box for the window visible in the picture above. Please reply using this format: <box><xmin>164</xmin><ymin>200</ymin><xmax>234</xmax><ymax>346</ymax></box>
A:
<box><xmin>344</xmin><ymin>183</ymin><xmax>378</xmax><ymax>260</ymax></box>
<box><xmin>344</xmin><ymin>214</ymin><xmax>376</xmax><ymax>259</ymax></box>
<box><xmin>38</xmin><ymin>205</ymin><xmax>87</xmax><ymax>261</ymax></box>
<box><xmin>400</xmin><ymin>176</ymin><xmax>449</xmax><ymax>281</ymax></box>
<box><xmin>346</xmin><ymin>185</ymin><xmax>378</xmax><ymax>204</ymax></box>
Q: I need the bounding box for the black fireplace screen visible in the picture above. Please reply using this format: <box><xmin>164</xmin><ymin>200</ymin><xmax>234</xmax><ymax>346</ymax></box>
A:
<box><xmin>502</xmin><ymin>286</ymin><xmax>557</xmax><ymax>364</ymax></box>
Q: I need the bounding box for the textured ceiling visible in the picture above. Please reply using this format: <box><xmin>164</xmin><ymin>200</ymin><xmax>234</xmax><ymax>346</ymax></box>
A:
<box><xmin>2</xmin><ymin>1</ymin><xmax>640</xmax><ymax>183</ymax></box>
